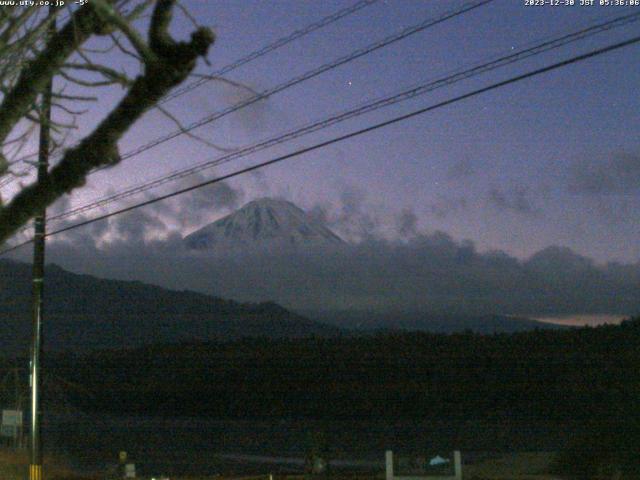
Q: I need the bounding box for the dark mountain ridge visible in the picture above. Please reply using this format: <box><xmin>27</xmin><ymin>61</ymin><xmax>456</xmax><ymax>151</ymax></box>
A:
<box><xmin>0</xmin><ymin>258</ymin><xmax>577</xmax><ymax>357</ymax></box>
<box><xmin>0</xmin><ymin>259</ymin><xmax>341</xmax><ymax>354</ymax></box>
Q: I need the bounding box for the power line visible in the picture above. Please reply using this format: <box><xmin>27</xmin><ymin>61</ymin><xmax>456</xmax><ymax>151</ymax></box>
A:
<box><xmin>0</xmin><ymin>0</ymin><xmax>379</xmax><ymax>187</ymax></box>
<box><xmin>35</xmin><ymin>10</ymin><xmax>640</xmax><ymax>228</ymax></box>
<box><xmin>3</xmin><ymin>0</ymin><xmax>492</xmax><ymax>194</ymax></box>
<box><xmin>2</xmin><ymin>33</ymin><xmax>639</xmax><ymax>256</ymax></box>
<box><xmin>93</xmin><ymin>0</ymin><xmax>494</xmax><ymax>171</ymax></box>
<box><xmin>159</xmin><ymin>0</ymin><xmax>379</xmax><ymax>105</ymax></box>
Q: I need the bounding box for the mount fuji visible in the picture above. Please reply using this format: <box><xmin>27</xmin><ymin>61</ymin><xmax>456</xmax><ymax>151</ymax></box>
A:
<box><xmin>184</xmin><ymin>198</ymin><xmax>345</xmax><ymax>251</ymax></box>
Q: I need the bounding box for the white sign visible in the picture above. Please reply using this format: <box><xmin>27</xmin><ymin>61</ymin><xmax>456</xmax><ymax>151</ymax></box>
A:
<box><xmin>2</xmin><ymin>409</ymin><xmax>22</xmax><ymax>427</ymax></box>
<box><xmin>125</xmin><ymin>463</ymin><xmax>136</xmax><ymax>478</ymax></box>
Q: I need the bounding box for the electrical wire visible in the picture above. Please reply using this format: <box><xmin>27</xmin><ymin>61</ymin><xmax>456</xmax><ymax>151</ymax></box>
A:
<box><xmin>34</xmin><ymin>10</ymin><xmax>640</xmax><ymax>228</ymax></box>
<box><xmin>159</xmin><ymin>0</ymin><xmax>380</xmax><ymax>105</ymax></box>
<box><xmin>0</xmin><ymin>0</ymin><xmax>379</xmax><ymax>186</ymax></box>
<box><xmin>2</xmin><ymin>32</ymin><xmax>639</xmax><ymax>256</ymax></box>
<box><xmin>2</xmin><ymin>0</ymin><xmax>492</xmax><ymax>196</ymax></box>
<box><xmin>92</xmin><ymin>0</ymin><xmax>494</xmax><ymax>172</ymax></box>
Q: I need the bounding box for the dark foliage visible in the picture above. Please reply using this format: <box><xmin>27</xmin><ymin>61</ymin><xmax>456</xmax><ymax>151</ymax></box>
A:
<box><xmin>28</xmin><ymin>318</ymin><xmax>639</xmax><ymax>461</ymax></box>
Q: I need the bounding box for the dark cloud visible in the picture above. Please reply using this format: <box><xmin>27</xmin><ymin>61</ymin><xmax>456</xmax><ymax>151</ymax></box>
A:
<box><xmin>111</xmin><ymin>209</ymin><xmax>168</xmax><ymax>243</ymax></box>
<box><xmin>396</xmin><ymin>208</ymin><xmax>418</xmax><ymax>237</ymax></box>
<box><xmin>250</xmin><ymin>170</ymin><xmax>271</xmax><ymax>197</ymax></box>
<box><xmin>47</xmin><ymin>175</ymin><xmax>244</xmax><ymax>248</ymax></box>
<box><xmin>29</xmin><ymin>229</ymin><xmax>640</xmax><ymax>318</ymax></box>
<box><xmin>446</xmin><ymin>158</ymin><xmax>475</xmax><ymax>180</ymax></box>
<box><xmin>44</xmin><ymin>206</ymin><xmax>111</xmax><ymax>250</ymax></box>
<box><xmin>49</xmin><ymin>195</ymin><xmax>72</xmax><ymax>217</ymax></box>
<box><xmin>218</xmin><ymin>83</ymin><xmax>274</xmax><ymax>136</ymax></box>
<box><xmin>310</xmin><ymin>185</ymin><xmax>383</xmax><ymax>241</ymax></box>
<box><xmin>488</xmin><ymin>186</ymin><xmax>536</xmax><ymax>216</ymax></box>
<box><xmin>174</xmin><ymin>179</ymin><xmax>243</xmax><ymax>227</ymax></box>
<box><xmin>429</xmin><ymin>194</ymin><xmax>468</xmax><ymax>219</ymax></box>
<box><xmin>338</xmin><ymin>186</ymin><xmax>379</xmax><ymax>234</ymax></box>
<box><xmin>147</xmin><ymin>174</ymin><xmax>244</xmax><ymax>232</ymax></box>
<box><xmin>569</xmin><ymin>152</ymin><xmax>640</xmax><ymax>195</ymax></box>
<box><xmin>186</xmin><ymin>181</ymin><xmax>242</xmax><ymax>212</ymax></box>
<box><xmin>12</xmin><ymin>182</ymin><xmax>635</xmax><ymax>317</ymax></box>
<box><xmin>591</xmin><ymin>197</ymin><xmax>634</xmax><ymax>226</ymax></box>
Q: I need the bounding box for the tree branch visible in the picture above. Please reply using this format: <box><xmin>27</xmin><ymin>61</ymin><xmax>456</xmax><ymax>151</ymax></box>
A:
<box><xmin>91</xmin><ymin>0</ymin><xmax>156</xmax><ymax>64</ymax></box>
<box><xmin>63</xmin><ymin>62</ymin><xmax>132</xmax><ymax>87</ymax></box>
<box><xmin>0</xmin><ymin>0</ymin><xmax>214</xmax><ymax>244</ymax></box>
<box><xmin>157</xmin><ymin>104</ymin><xmax>235</xmax><ymax>152</ymax></box>
<box><xmin>0</xmin><ymin>4</ymin><xmax>112</xmax><ymax>145</ymax></box>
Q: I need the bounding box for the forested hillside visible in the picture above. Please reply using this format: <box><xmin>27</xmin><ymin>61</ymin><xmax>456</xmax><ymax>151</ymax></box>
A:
<box><xmin>43</xmin><ymin>318</ymin><xmax>639</xmax><ymax>425</ymax></box>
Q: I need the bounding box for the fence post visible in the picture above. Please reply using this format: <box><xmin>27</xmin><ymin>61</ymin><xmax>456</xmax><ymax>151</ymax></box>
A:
<box><xmin>453</xmin><ymin>451</ymin><xmax>462</xmax><ymax>480</ymax></box>
<box><xmin>385</xmin><ymin>450</ymin><xmax>394</xmax><ymax>480</ymax></box>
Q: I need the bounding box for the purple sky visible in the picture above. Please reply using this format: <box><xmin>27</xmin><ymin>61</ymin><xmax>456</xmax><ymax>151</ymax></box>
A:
<box><xmin>7</xmin><ymin>0</ymin><xmax>640</xmax><ymax>263</ymax></box>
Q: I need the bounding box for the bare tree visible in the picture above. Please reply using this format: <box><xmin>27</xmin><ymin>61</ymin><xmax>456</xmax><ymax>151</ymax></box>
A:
<box><xmin>0</xmin><ymin>0</ymin><xmax>215</xmax><ymax>244</ymax></box>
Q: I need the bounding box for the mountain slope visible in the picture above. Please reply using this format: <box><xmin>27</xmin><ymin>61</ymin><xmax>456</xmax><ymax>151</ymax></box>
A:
<box><xmin>0</xmin><ymin>259</ymin><xmax>342</xmax><ymax>355</ymax></box>
<box><xmin>184</xmin><ymin>198</ymin><xmax>345</xmax><ymax>251</ymax></box>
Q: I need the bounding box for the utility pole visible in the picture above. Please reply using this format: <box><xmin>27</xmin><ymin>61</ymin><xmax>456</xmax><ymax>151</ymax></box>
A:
<box><xmin>14</xmin><ymin>368</ymin><xmax>24</xmax><ymax>449</ymax></box>
<box><xmin>30</xmin><ymin>6</ymin><xmax>55</xmax><ymax>480</ymax></box>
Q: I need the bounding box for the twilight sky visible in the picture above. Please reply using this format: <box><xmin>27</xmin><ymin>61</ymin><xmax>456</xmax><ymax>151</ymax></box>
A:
<box><xmin>5</xmin><ymin>0</ymin><xmax>640</xmax><ymax>264</ymax></box>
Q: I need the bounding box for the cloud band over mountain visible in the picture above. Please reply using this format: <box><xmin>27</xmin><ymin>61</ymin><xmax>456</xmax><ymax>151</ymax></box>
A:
<box><xmin>7</xmin><ymin>196</ymin><xmax>638</xmax><ymax>318</ymax></box>
<box><xmin>11</xmin><ymin>231</ymin><xmax>638</xmax><ymax>318</ymax></box>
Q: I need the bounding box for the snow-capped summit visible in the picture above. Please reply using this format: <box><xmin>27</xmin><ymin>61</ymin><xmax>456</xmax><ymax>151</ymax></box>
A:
<box><xmin>184</xmin><ymin>197</ymin><xmax>345</xmax><ymax>251</ymax></box>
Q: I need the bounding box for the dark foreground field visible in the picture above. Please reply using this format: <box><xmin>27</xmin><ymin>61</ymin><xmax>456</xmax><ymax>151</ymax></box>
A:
<box><xmin>0</xmin><ymin>447</ymin><xmax>563</xmax><ymax>480</ymax></box>
<box><xmin>2</xmin><ymin>318</ymin><xmax>639</xmax><ymax>478</ymax></box>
